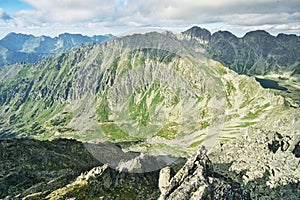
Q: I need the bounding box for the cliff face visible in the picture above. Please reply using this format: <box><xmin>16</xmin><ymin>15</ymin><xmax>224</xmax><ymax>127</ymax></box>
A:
<box><xmin>183</xmin><ymin>26</ymin><xmax>300</xmax><ymax>76</ymax></box>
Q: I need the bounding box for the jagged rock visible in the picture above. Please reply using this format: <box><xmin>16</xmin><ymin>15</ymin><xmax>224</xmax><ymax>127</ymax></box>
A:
<box><xmin>0</xmin><ymin>138</ymin><xmax>163</xmax><ymax>200</ymax></box>
<box><xmin>209</xmin><ymin>129</ymin><xmax>300</xmax><ymax>199</ymax></box>
<box><xmin>159</xmin><ymin>166</ymin><xmax>172</xmax><ymax>194</ymax></box>
<box><xmin>45</xmin><ymin>160</ymin><xmax>161</xmax><ymax>200</ymax></box>
<box><xmin>159</xmin><ymin>146</ymin><xmax>249</xmax><ymax>200</ymax></box>
<box><xmin>159</xmin><ymin>146</ymin><xmax>209</xmax><ymax>199</ymax></box>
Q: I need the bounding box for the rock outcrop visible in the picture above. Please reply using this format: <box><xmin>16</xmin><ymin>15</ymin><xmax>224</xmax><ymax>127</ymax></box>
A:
<box><xmin>0</xmin><ymin>138</ymin><xmax>162</xmax><ymax>199</ymax></box>
<box><xmin>210</xmin><ymin>129</ymin><xmax>300</xmax><ymax>200</ymax></box>
<box><xmin>159</xmin><ymin>130</ymin><xmax>300</xmax><ymax>199</ymax></box>
<box><xmin>0</xmin><ymin>138</ymin><xmax>101</xmax><ymax>199</ymax></box>
<box><xmin>45</xmin><ymin>164</ymin><xmax>161</xmax><ymax>200</ymax></box>
<box><xmin>159</xmin><ymin>146</ymin><xmax>249</xmax><ymax>200</ymax></box>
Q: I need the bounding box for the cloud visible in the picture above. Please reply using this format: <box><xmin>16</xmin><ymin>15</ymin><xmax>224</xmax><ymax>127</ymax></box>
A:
<box><xmin>0</xmin><ymin>8</ymin><xmax>12</xmax><ymax>21</ymax></box>
<box><xmin>23</xmin><ymin>0</ymin><xmax>119</xmax><ymax>22</ymax></box>
<box><xmin>0</xmin><ymin>0</ymin><xmax>299</xmax><ymax>37</ymax></box>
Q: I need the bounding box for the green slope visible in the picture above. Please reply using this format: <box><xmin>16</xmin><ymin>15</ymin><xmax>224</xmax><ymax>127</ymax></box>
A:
<box><xmin>0</xmin><ymin>31</ymin><xmax>298</xmax><ymax>157</ymax></box>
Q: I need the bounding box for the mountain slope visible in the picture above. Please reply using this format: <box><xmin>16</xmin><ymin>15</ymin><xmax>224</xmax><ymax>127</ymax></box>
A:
<box><xmin>0</xmin><ymin>138</ymin><xmax>163</xmax><ymax>199</ymax></box>
<box><xmin>0</xmin><ymin>31</ymin><xmax>298</xmax><ymax>158</ymax></box>
<box><xmin>182</xmin><ymin>26</ymin><xmax>300</xmax><ymax>76</ymax></box>
<box><xmin>0</xmin><ymin>32</ymin><xmax>114</xmax><ymax>67</ymax></box>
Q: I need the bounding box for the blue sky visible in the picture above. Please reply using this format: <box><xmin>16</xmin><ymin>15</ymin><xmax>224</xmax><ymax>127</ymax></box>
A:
<box><xmin>0</xmin><ymin>0</ymin><xmax>299</xmax><ymax>38</ymax></box>
<box><xmin>0</xmin><ymin>0</ymin><xmax>33</xmax><ymax>14</ymax></box>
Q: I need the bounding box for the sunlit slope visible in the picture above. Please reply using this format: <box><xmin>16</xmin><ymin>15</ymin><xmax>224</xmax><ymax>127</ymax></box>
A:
<box><xmin>0</xmin><ymin>31</ymin><xmax>298</xmax><ymax>156</ymax></box>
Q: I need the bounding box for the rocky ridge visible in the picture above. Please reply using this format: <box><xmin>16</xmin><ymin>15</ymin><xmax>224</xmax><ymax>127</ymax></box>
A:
<box><xmin>182</xmin><ymin>26</ymin><xmax>300</xmax><ymax>76</ymax></box>
<box><xmin>2</xmin><ymin>129</ymin><xmax>298</xmax><ymax>199</ymax></box>
<box><xmin>0</xmin><ymin>138</ymin><xmax>164</xmax><ymax>199</ymax></box>
<box><xmin>159</xmin><ymin>128</ymin><xmax>300</xmax><ymax>199</ymax></box>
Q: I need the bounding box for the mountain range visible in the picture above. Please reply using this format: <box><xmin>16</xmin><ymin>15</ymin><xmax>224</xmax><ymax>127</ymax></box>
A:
<box><xmin>182</xmin><ymin>26</ymin><xmax>300</xmax><ymax>76</ymax></box>
<box><xmin>0</xmin><ymin>32</ymin><xmax>114</xmax><ymax>66</ymax></box>
<box><xmin>0</xmin><ymin>27</ymin><xmax>299</xmax><ymax>199</ymax></box>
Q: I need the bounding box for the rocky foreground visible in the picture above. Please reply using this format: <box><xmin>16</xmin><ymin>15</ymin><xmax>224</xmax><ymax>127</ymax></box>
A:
<box><xmin>1</xmin><ymin>128</ymin><xmax>299</xmax><ymax>199</ymax></box>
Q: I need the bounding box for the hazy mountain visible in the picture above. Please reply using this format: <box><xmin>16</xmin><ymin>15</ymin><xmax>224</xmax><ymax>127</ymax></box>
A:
<box><xmin>0</xmin><ymin>32</ymin><xmax>114</xmax><ymax>66</ymax></box>
<box><xmin>182</xmin><ymin>26</ymin><xmax>300</xmax><ymax>76</ymax></box>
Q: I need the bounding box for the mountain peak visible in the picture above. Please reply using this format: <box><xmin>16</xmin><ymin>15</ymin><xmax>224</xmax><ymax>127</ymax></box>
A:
<box><xmin>0</xmin><ymin>32</ymin><xmax>35</xmax><ymax>51</ymax></box>
<box><xmin>211</xmin><ymin>30</ymin><xmax>238</xmax><ymax>41</ymax></box>
<box><xmin>182</xmin><ymin>26</ymin><xmax>211</xmax><ymax>42</ymax></box>
<box><xmin>243</xmin><ymin>30</ymin><xmax>273</xmax><ymax>39</ymax></box>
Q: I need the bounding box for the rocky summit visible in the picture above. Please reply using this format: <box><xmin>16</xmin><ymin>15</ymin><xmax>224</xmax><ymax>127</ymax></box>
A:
<box><xmin>0</xmin><ymin>28</ymin><xmax>299</xmax><ymax>199</ymax></box>
<box><xmin>1</xmin><ymin>131</ymin><xmax>298</xmax><ymax>199</ymax></box>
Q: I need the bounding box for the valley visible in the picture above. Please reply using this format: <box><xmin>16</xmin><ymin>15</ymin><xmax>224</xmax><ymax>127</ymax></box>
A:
<box><xmin>0</xmin><ymin>28</ymin><xmax>299</xmax><ymax>199</ymax></box>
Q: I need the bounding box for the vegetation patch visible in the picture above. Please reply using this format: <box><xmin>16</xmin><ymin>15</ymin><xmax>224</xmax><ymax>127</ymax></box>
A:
<box><xmin>100</xmin><ymin>123</ymin><xmax>129</xmax><ymax>142</ymax></box>
<box><xmin>189</xmin><ymin>139</ymin><xmax>204</xmax><ymax>148</ymax></box>
<box><xmin>155</xmin><ymin>122</ymin><xmax>179</xmax><ymax>140</ymax></box>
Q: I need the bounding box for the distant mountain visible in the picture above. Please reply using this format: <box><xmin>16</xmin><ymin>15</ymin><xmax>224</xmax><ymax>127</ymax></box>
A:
<box><xmin>0</xmin><ymin>32</ymin><xmax>114</xmax><ymax>66</ymax></box>
<box><xmin>182</xmin><ymin>26</ymin><xmax>300</xmax><ymax>76</ymax></box>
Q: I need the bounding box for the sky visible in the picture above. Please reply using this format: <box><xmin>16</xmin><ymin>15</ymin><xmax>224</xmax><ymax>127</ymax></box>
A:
<box><xmin>0</xmin><ymin>0</ymin><xmax>299</xmax><ymax>38</ymax></box>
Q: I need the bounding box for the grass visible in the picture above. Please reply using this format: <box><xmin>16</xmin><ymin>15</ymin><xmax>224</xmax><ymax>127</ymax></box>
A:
<box><xmin>189</xmin><ymin>139</ymin><xmax>205</xmax><ymax>148</ymax></box>
<box><xmin>233</xmin><ymin>121</ymin><xmax>257</xmax><ymax>128</ymax></box>
<box><xmin>199</xmin><ymin>121</ymin><xmax>210</xmax><ymax>129</ymax></box>
<box><xmin>96</xmin><ymin>95</ymin><xmax>111</xmax><ymax>122</ymax></box>
<box><xmin>100</xmin><ymin>123</ymin><xmax>129</xmax><ymax>142</ymax></box>
<box><xmin>242</xmin><ymin>111</ymin><xmax>261</xmax><ymax>120</ymax></box>
<box><xmin>239</xmin><ymin>96</ymin><xmax>255</xmax><ymax>108</ymax></box>
<box><xmin>155</xmin><ymin>122</ymin><xmax>179</xmax><ymax>140</ymax></box>
<box><xmin>216</xmin><ymin>63</ymin><xmax>228</xmax><ymax>76</ymax></box>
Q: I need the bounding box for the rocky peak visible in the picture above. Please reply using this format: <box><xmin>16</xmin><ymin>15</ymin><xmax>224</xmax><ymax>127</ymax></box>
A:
<box><xmin>211</xmin><ymin>30</ymin><xmax>238</xmax><ymax>42</ymax></box>
<box><xmin>243</xmin><ymin>30</ymin><xmax>272</xmax><ymax>39</ymax></box>
<box><xmin>158</xmin><ymin>146</ymin><xmax>249</xmax><ymax>200</ymax></box>
<box><xmin>0</xmin><ymin>32</ymin><xmax>35</xmax><ymax>51</ymax></box>
<box><xmin>182</xmin><ymin>26</ymin><xmax>211</xmax><ymax>43</ymax></box>
<box><xmin>276</xmin><ymin>33</ymin><xmax>299</xmax><ymax>43</ymax></box>
<box><xmin>159</xmin><ymin>146</ymin><xmax>210</xmax><ymax>199</ymax></box>
<box><xmin>182</xmin><ymin>26</ymin><xmax>300</xmax><ymax>75</ymax></box>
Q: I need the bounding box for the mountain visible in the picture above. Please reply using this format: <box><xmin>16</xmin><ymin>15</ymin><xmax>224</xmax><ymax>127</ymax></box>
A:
<box><xmin>0</xmin><ymin>138</ymin><xmax>164</xmax><ymax>199</ymax></box>
<box><xmin>0</xmin><ymin>31</ymin><xmax>298</xmax><ymax>154</ymax></box>
<box><xmin>0</xmin><ymin>30</ymin><xmax>299</xmax><ymax>198</ymax></box>
<box><xmin>0</xmin><ymin>32</ymin><xmax>114</xmax><ymax>66</ymax></box>
<box><xmin>182</xmin><ymin>26</ymin><xmax>300</xmax><ymax>76</ymax></box>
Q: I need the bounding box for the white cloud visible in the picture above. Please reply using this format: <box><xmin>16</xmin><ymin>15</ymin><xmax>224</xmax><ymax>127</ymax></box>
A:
<box><xmin>0</xmin><ymin>0</ymin><xmax>299</xmax><ymax>37</ymax></box>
